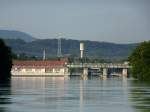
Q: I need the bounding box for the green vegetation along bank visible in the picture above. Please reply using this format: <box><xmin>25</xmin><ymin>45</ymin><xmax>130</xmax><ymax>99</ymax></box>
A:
<box><xmin>0</xmin><ymin>39</ymin><xmax>12</xmax><ymax>80</ymax></box>
<box><xmin>129</xmin><ymin>41</ymin><xmax>150</xmax><ymax>80</ymax></box>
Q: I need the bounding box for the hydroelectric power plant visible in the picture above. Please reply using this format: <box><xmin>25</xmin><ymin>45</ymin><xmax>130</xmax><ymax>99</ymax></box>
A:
<box><xmin>11</xmin><ymin>41</ymin><xmax>130</xmax><ymax>79</ymax></box>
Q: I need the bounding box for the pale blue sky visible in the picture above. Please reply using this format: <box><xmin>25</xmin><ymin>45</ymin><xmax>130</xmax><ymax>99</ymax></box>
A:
<box><xmin>0</xmin><ymin>0</ymin><xmax>150</xmax><ymax>43</ymax></box>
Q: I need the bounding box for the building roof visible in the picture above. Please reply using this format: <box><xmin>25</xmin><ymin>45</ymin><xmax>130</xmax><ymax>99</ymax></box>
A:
<box><xmin>13</xmin><ymin>60</ymin><xmax>67</xmax><ymax>68</ymax></box>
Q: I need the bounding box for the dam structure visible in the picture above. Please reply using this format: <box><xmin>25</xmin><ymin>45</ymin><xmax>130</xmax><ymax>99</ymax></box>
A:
<box><xmin>11</xmin><ymin>60</ymin><xmax>130</xmax><ymax>78</ymax></box>
<box><xmin>11</xmin><ymin>42</ymin><xmax>130</xmax><ymax>78</ymax></box>
<box><xmin>67</xmin><ymin>62</ymin><xmax>130</xmax><ymax>79</ymax></box>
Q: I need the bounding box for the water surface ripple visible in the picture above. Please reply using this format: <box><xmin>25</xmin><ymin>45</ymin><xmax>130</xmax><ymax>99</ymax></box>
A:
<box><xmin>0</xmin><ymin>77</ymin><xmax>150</xmax><ymax>112</ymax></box>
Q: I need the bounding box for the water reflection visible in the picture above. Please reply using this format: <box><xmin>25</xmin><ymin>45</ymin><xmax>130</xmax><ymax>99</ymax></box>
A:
<box><xmin>10</xmin><ymin>77</ymin><xmax>68</xmax><ymax>112</ymax></box>
<box><xmin>80</xmin><ymin>80</ymin><xmax>84</xmax><ymax>112</ymax></box>
<box><xmin>0</xmin><ymin>77</ymin><xmax>145</xmax><ymax>112</ymax></box>
<box><xmin>0</xmin><ymin>79</ymin><xmax>11</xmax><ymax>112</ymax></box>
<box><xmin>129</xmin><ymin>80</ymin><xmax>150</xmax><ymax>112</ymax></box>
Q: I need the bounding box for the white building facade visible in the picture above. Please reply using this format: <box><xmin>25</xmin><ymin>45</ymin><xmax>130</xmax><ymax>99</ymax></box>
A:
<box><xmin>11</xmin><ymin>60</ymin><xmax>69</xmax><ymax>76</ymax></box>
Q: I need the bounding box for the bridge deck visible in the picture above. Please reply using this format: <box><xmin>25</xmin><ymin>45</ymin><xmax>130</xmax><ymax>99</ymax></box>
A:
<box><xmin>67</xmin><ymin>63</ymin><xmax>130</xmax><ymax>68</ymax></box>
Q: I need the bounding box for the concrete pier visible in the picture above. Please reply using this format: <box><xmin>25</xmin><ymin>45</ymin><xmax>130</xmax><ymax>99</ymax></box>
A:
<box><xmin>101</xmin><ymin>68</ymin><xmax>107</xmax><ymax>80</ymax></box>
<box><xmin>83</xmin><ymin>67</ymin><xmax>88</xmax><ymax>75</ymax></box>
<box><xmin>81</xmin><ymin>67</ymin><xmax>88</xmax><ymax>79</ymax></box>
<box><xmin>122</xmin><ymin>68</ymin><xmax>128</xmax><ymax>77</ymax></box>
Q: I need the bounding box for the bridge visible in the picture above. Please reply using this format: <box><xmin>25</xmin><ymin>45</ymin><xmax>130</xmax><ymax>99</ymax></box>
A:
<box><xmin>67</xmin><ymin>62</ymin><xmax>131</xmax><ymax>79</ymax></box>
<box><xmin>67</xmin><ymin>63</ymin><xmax>130</xmax><ymax>68</ymax></box>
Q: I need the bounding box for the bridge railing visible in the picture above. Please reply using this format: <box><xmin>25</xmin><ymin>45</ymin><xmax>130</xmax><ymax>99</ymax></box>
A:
<box><xmin>67</xmin><ymin>63</ymin><xmax>130</xmax><ymax>68</ymax></box>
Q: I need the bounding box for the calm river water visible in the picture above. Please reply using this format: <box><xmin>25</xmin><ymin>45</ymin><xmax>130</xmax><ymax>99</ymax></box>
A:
<box><xmin>0</xmin><ymin>77</ymin><xmax>150</xmax><ymax>112</ymax></box>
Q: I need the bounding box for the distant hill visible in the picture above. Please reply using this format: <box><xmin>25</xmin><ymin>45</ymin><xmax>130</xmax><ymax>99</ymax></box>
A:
<box><xmin>3</xmin><ymin>38</ymin><xmax>138</xmax><ymax>60</ymax></box>
<box><xmin>0</xmin><ymin>30</ymin><xmax>36</xmax><ymax>42</ymax></box>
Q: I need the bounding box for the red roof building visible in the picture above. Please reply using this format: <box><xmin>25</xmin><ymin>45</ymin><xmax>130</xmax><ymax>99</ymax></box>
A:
<box><xmin>11</xmin><ymin>60</ymin><xmax>69</xmax><ymax>76</ymax></box>
<box><xmin>13</xmin><ymin>60</ymin><xmax>67</xmax><ymax>68</ymax></box>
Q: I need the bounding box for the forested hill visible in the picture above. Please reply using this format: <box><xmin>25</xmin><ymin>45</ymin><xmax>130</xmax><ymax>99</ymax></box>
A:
<box><xmin>3</xmin><ymin>38</ymin><xmax>138</xmax><ymax>60</ymax></box>
<box><xmin>0</xmin><ymin>30</ymin><xmax>36</xmax><ymax>42</ymax></box>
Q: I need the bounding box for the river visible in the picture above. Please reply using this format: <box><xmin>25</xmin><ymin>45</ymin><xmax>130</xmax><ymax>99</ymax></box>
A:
<box><xmin>0</xmin><ymin>77</ymin><xmax>150</xmax><ymax>112</ymax></box>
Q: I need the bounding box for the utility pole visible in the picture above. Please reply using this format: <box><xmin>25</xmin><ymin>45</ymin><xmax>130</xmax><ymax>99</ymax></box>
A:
<box><xmin>57</xmin><ymin>38</ymin><xmax>62</xmax><ymax>58</ymax></box>
<box><xmin>43</xmin><ymin>49</ymin><xmax>46</xmax><ymax>60</ymax></box>
<box><xmin>57</xmin><ymin>32</ymin><xmax>63</xmax><ymax>58</ymax></box>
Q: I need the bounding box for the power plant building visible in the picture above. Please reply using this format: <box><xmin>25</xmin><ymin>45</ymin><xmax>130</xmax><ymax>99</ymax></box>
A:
<box><xmin>11</xmin><ymin>60</ymin><xmax>69</xmax><ymax>76</ymax></box>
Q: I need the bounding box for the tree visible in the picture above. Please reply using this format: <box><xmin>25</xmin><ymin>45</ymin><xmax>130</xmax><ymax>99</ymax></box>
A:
<box><xmin>129</xmin><ymin>41</ymin><xmax>150</xmax><ymax>80</ymax></box>
<box><xmin>0</xmin><ymin>39</ymin><xmax>12</xmax><ymax>80</ymax></box>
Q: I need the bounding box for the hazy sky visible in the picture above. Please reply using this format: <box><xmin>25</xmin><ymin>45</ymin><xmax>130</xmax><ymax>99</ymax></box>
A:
<box><xmin>0</xmin><ymin>0</ymin><xmax>150</xmax><ymax>43</ymax></box>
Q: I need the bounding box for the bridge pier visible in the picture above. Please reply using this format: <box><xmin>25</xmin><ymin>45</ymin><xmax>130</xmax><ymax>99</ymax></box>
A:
<box><xmin>68</xmin><ymin>63</ymin><xmax>130</xmax><ymax>78</ymax></box>
<box><xmin>122</xmin><ymin>68</ymin><xmax>128</xmax><ymax>77</ymax></box>
<box><xmin>81</xmin><ymin>67</ymin><xmax>88</xmax><ymax>79</ymax></box>
<box><xmin>101</xmin><ymin>68</ymin><xmax>107</xmax><ymax>80</ymax></box>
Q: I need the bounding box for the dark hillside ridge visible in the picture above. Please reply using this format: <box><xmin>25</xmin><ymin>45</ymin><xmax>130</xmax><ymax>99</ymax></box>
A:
<box><xmin>3</xmin><ymin>38</ymin><xmax>138</xmax><ymax>60</ymax></box>
<box><xmin>0</xmin><ymin>30</ymin><xmax>36</xmax><ymax>42</ymax></box>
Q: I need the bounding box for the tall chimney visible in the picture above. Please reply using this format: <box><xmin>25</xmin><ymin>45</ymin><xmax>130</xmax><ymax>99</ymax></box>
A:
<box><xmin>43</xmin><ymin>49</ymin><xmax>46</xmax><ymax>60</ymax></box>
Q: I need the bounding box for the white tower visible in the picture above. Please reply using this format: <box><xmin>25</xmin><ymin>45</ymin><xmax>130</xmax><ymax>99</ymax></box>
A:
<box><xmin>80</xmin><ymin>42</ymin><xmax>84</xmax><ymax>59</ymax></box>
